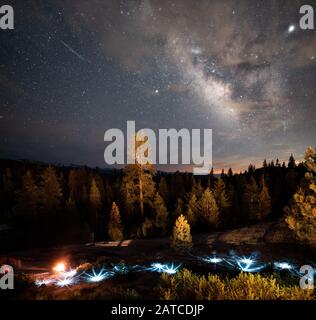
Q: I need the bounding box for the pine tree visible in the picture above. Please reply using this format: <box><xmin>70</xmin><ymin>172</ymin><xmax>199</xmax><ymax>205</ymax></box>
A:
<box><xmin>2</xmin><ymin>168</ymin><xmax>14</xmax><ymax>213</ymax></box>
<box><xmin>65</xmin><ymin>196</ymin><xmax>80</xmax><ymax>234</ymax></box>
<box><xmin>248</xmin><ymin>164</ymin><xmax>255</xmax><ymax>174</ymax></box>
<box><xmin>171</xmin><ymin>214</ymin><xmax>193</xmax><ymax>252</ymax></box>
<box><xmin>213</xmin><ymin>179</ymin><xmax>230</xmax><ymax>213</ymax></box>
<box><xmin>108</xmin><ymin>202</ymin><xmax>124</xmax><ymax>241</ymax></box>
<box><xmin>82</xmin><ymin>184</ymin><xmax>88</xmax><ymax>203</ymax></box>
<box><xmin>174</xmin><ymin>198</ymin><xmax>183</xmax><ymax>220</ymax></box>
<box><xmin>242</xmin><ymin>176</ymin><xmax>259</xmax><ymax>220</ymax></box>
<box><xmin>39</xmin><ymin>166</ymin><xmax>62</xmax><ymax>211</ymax></box>
<box><xmin>153</xmin><ymin>192</ymin><xmax>168</xmax><ymax>235</ymax></box>
<box><xmin>198</xmin><ymin>188</ymin><xmax>219</xmax><ymax>228</ymax></box>
<box><xmin>13</xmin><ymin>170</ymin><xmax>40</xmax><ymax>244</ymax></box>
<box><xmin>3</xmin><ymin>168</ymin><xmax>13</xmax><ymax>194</ymax></box>
<box><xmin>226</xmin><ymin>182</ymin><xmax>238</xmax><ymax>224</ymax></box>
<box><xmin>285</xmin><ymin>147</ymin><xmax>316</xmax><ymax>246</ymax></box>
<box><xmin>68</xmin><ymin>168</ymin><xmax>89</xmax><ymax>204</ymax></box>
<box><xmin>141</xmin><ymin>218</ymin><xmax>153</xmax><ymax>238</ymax></box>
<box><xmin>305</xmin><ymin>147</ymin><xmax>316</xmax><ymax>173</ymax></box>
<box><xmin>288</xmin><ymin>154</ymin><xmax>296</xmax><ymax>169</ymax></box>
<box><xmin>123</xmin><ymin>163</ymin><xmax>155</xmax><ymax>216</ymax></box>
<box><xmin>104</xmin><ymin>181</ymin><xmax>114</xmax><ymax>209</ymax></box>
<box><xmin>208</xmin><ymin>168</ymin><xmax>215</xmax><ymax>188</ymax></box>
<box><xmin>68</xmin><ymin>169</ymin><xmax>77</xmax><ymax>200</ymax></box>
<box><xmin>258</xmin><ymin>177</ymin><xmax>272</xmax><ymax>220</ymax></box>
<box><xmin>186</xmin><ymin>192</ymin><xmax>198</xmax><ymax>226</ymax></box>
<box><xmin>192</xmin><ymin>178</ymin><xmax>203</xmax><ymax>198</ymax></box>
<box><xmin>15</xmin><ymin>170</ymin><xmax>39</xmax><ymax>216</ymax></box>
<box><xmin>94</xmin><ymin>174</ymin><xmax>105</xmax><ymax>199</ymax></box>
<box><xmin>158</xmin><ymin>177</ymin><xmax>168</xmax><ymax>204</ymax></box>
<box><xmin>123</xmin><ymin>132</ymin><xmax>156</xmax><ymax>216</ymax></box>
<box><xmin>66</xmin><ymin>196</ymin><xmax>77</xmax><ymax>215</ymax></box>
<box><xmin>89</xmin><ymin>178</ymin><xmax>102</xmax><ymax>233</ymax></box>
<box><xmin>89</xmin><ymin>178</ymin><xmax>101</xmax><ymax>211</ymax></box>
<box><xmin>174</xmin><ymin>173</ymin><xmax>186</xmax><ymax>199</ymax></box>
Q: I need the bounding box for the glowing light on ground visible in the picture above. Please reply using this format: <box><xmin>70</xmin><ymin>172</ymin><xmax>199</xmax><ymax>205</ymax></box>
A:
<box><xmin>53</xmin><ymin>262</ymin><xmax>66</xmax><ymax>273</ymax></box>
<box><xmin>35</xmin><ymin>278</ymin><xmax>56</xmax><ymax>287</ymax></box>
<box><xmin>62</xmin><ymin>269</ymin><xmax>77</xmax><ymax>277</ymax></box>
<box><xmin>163</xmin><ymin>263</ymin><xmax>181</xmax><ymax>275</ymax></box>
<box><xmin>235</xmin><ymin>256</ymin><xmax>265</xmax><ymax>273</ymax></box>
<box><xmin>146</xmin><ymin>262</ymin><xmax>181</xmax><ymax>274</ymax></box>
<box><xmin>240</xmin><ymin>258</ymin><xmax>253</xmax><ymax>265</ymax></box>
<box><xmin>274</xmin><ymin>262</ymin><xmax>293</xmax><ymax>270</ymax></box>
<box><xmin>56</xmin><ymin>277</ymin><xmax>75</xmax><ymax>287</ymax></box>
<box><xmin>35</xmin><ymin>263</ymin><xmax>78</xmax><ymax>287</ymax></box>
<box><xmin>200</xmin><ymin>256</ymin><xmax>223</xmax><ymax>264</ymax></box>
<box><xmin>84</xmin><ymin>268</ymin><xmax>114</xmax><ymax>283</ymax></box>
<box><xmin>149</xmin><ymin>263</ymin><xmax>166</xmax><ymax>272</ymax></box>
<box><xmin>112</xmin><ymin>263</ymin><xmax>130</xmax><ymax>274</ymax></box>
<box><xmin>33</xmin><ymin>251</ymin><xmax>307</xmax><ymax>290</ymax></box>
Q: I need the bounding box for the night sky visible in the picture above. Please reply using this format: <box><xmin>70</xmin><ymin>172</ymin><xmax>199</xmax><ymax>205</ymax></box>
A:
<box><xmin>0</xmin><ymin>0</ymin><xmax>315</xmax><ymax>172</ymax></box>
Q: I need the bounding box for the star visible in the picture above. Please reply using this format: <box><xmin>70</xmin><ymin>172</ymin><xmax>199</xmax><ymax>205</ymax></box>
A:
<box><xmin>288</xmin><ymin>25</ymin><xmax>296</xmax><ymax>33</ymax></box>
<box><xmin>191</xmin><ymin>47</ymin><xmax>202</xmax><ymax>55</ymax></box>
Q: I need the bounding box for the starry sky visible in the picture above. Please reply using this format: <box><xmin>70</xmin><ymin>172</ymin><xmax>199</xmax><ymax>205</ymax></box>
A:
<box><xmin>0</xmin><ymin>0</ymin><xmax>315</xmax><ymax>172</ymax></box>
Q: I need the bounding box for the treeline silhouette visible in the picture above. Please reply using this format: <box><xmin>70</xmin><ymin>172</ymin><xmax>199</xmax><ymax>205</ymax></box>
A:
<box><xmin>0</xmin><ymin>155</ymin><xmax>306</xmax><ymax>251</ymax></box>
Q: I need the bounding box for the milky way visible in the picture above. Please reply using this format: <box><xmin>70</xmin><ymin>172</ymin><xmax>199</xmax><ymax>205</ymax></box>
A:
<box><xmin>0</xmin><ymin>0</ymin><xmax>315</xmax><ymax>172</ymax></box>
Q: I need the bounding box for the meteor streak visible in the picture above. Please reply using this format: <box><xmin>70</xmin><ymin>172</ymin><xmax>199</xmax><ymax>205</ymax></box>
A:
<box><xmin>60</xmin><ymin>40</ymin><xmax>90</xmax><ymax>63</ymax></box>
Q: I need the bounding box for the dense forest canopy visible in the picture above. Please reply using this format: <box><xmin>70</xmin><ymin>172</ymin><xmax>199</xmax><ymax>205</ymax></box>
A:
<box><xmin>0</xmin><ymin>154</ymin><xmax>308</xmax><ymax>251</ymax></box>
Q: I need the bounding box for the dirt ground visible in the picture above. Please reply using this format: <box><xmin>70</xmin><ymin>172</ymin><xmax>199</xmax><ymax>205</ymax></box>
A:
<box><xmin>1</xmin><ymin>220</ymin><xmax>314</xmax><ymax>271</ymax></box>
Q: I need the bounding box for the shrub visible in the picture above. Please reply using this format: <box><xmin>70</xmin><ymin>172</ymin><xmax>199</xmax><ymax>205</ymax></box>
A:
<box><xmin>285</xmin><ymin>147</ymin><xmax>316</xmax><ymax>247</ymax></box>
<box><xmin>159</xmin><ymin>269</ymin><xmax>314</xmax><ymax>300</ymax></box>
<box><xmin>112</xmin><ymin>287</ymin><xmax>142</xmax><ymax>300</ymax></box>
<box><xmin>170</xmin><ymin>215</ymin><xmax>193</xmax><ymax>253</ymax></box>
<box><xmin>108</xmin><ymin>202</ymin><xmax>124</xmax><ymax>241</ymax></box>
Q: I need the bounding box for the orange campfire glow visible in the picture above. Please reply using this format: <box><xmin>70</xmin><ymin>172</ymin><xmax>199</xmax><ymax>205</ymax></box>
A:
<box><xmin>53</xmin><ymin>262</ymin><xmax>66</xmax><ymax>273</ymax></box>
